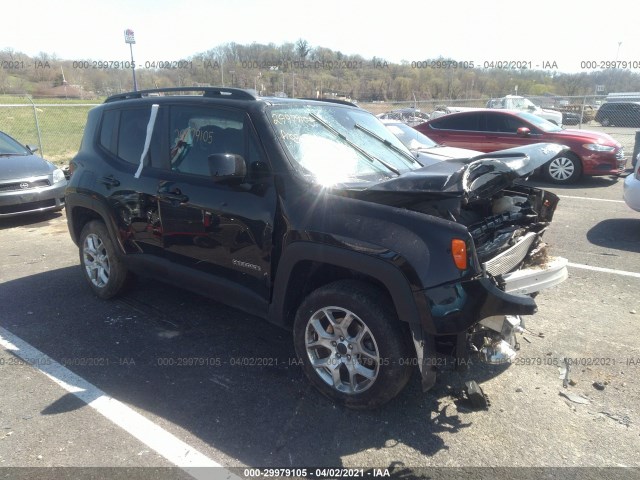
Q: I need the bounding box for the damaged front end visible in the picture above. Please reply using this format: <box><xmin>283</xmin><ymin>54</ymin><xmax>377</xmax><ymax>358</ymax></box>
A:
<box><xmin>359</xmin><ymin>143</ymin><xmax>569</xmax><ymax>388</ymax></box>
<box><xmin>448</xmin><ymin>145</ymin><xmax>568</xmax><ymax>371</ymax></box>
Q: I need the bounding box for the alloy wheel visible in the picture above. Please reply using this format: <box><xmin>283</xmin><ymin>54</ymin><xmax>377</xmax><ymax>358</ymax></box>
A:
<box><xmin>83</xmin><ymin>233</ymin><xmax>111</xmax><ymax>288</ymax></box>
<box><xmin>304</xmin><ymin>307</ymin><xmax>380</xmax><ymax>394</ymax></box>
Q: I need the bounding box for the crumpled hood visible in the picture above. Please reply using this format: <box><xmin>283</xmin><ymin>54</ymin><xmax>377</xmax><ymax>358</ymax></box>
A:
<box><xmin>359</xmin><ymin>143</ymin><xmax>567</xmax><ymax>202</ymax></box>
<box><xmin>414</xmin><ymin>146</ymin><xmax>481</xmax><ymax>166</ymax></box>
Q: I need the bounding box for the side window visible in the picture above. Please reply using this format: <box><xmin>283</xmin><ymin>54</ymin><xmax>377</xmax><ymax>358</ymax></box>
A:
<box><xmin>169</xmin><ymin>106</ymin><xmax>245</xmax><ymax>176</ymax></box>
<box><xmin>98</xmin><ymin>107</ymin><xmax>160</xmax><ymax>167</ymax></box>
<box><xmin>99</xmin><ymin>109</ymin><xmax>118</xmax><ymax>154</ymax></box>
<box><xmin>485</xmin><ymin>114</ymin><xmax>509</xmax><ymax>132</ymax></box>
<box><xmin>431</xmin><ymin>114</ymin><xmax>479</xmax><ymax>131</ymax></box>
<box><xmin>118</xmin><ymin>109</ymin><xmax>155</xmax><ymax>165</ymax></box>
<box><xmin>496</xmin><ymin>115</ymin><xmax>528</xmax><ymax>133</ymax></box>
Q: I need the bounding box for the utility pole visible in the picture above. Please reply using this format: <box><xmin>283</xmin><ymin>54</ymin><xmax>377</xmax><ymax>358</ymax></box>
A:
<box><xmin>124</xmin><ymin>29</ymin><xmax>138</xmax><ymax>91</ymax></box>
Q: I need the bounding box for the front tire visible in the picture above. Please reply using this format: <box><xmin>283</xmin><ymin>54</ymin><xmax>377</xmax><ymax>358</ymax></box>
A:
<box><xmin>293</xmin><ymin>280</ymin><xmax>412</xmax><ymax>409</ymax></box>
<box><xmin>544</xmin><ymin>152</ymin><xmax>582</xmax><ymax>184</ymax></box>
<box><xmin>79</xmin><ymin>220</ymin><xmax>132</xmax><ymax>299</ymax></box>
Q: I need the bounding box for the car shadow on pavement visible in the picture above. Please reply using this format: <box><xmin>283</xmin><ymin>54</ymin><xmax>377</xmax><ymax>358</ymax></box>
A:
<box><xmin>587</xmin><ymin>218</ymin><xmax>640</xmax><ymax>254</ymax></box>
<box><xmin>0</xmin><ymin>266</ymin><xmax>513</xmax><ymax>469</ymax></box>
<box><xmin>0</xmin><ymin>211</ymin><xmax>64</xmax><ymax>230</ymax></box>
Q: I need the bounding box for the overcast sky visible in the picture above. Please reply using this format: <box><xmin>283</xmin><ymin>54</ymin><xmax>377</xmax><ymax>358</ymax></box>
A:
<box><xmin>2</xmin><ymin>0</ymin><xmax>638</xmax><ymax>73</ymax></box>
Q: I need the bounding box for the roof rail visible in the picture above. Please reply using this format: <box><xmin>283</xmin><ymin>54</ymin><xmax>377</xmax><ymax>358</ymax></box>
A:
<box><xmin>104</xmin><ymin>87</ymin><xmax>257</xmax><ymax>103</ymax></box>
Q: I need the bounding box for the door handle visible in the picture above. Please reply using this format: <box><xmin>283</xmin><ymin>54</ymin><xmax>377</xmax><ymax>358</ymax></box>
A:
<box><xmin>99</xmin><ymin>175</ymin><xmax>120</xmax><ymax>188</ymax></box>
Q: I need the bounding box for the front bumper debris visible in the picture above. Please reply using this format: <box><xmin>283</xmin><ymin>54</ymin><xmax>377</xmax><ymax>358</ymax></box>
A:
<box><xmin>477</xmin><ymin>315</ymin><xmax>523</xmax><ymax>364</ymax></box>
<box><xmin>500</xmin><ymin>256</ymin><xmax>568</xmax><ymax>295</ymax></box>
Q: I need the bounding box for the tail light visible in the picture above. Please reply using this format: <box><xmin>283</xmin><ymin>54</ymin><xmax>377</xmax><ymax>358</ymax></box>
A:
<box><xmin>451</xmin><ymin>239</ymin><xmax>468</xmax><ymax>270</ymax></box>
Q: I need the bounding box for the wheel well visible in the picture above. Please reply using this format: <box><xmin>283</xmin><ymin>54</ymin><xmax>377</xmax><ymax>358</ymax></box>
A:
<box><xmin>70</xmin><ymin>206</ymin><xmax>102</xmax><ymax>244</ymax></box>
<box><xmin>549</xmin><ymin>150</ymin><xmax>582</xmax><ymax>167</ymax></box>
<box><xmin>280</xmin><ymin>261</ymin><xmax>394</xmax><ymax>330</ymax></box>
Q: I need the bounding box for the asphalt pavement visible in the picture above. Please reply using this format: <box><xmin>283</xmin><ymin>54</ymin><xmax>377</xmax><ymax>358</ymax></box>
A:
<box><xmin>1</xmin><ymin>172</ymin><xmax>639</xmax><ymax>480</ymax></box>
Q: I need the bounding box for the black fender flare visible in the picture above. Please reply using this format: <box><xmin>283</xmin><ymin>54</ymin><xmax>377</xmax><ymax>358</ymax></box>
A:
<box><xmin>66</xmin><ymin>192</ymin><xmax>126</xmax><ymax>254</ymax></box>
<box><xmin>268</xmin><ymin>241</ymin><xmax>434</xmax><ymax>332</ymax></box>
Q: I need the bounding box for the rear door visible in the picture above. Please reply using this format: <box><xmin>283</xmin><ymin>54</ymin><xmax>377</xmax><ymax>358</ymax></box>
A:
<box><xmin>423</xmin><ymin>112</ymin><xmax>489</xmax><ymax>151</ymax></box>
<box><xmin>95</xmin><ymin>104</ymin><xmax>167</xmax><ymax>256</ymax></box>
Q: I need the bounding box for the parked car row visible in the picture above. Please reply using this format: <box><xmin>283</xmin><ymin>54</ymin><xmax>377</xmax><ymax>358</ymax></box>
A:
<box><xmin>414</xmin><ymin>109</ymin><xmax>626</xmax><ymax>184</ymax></box>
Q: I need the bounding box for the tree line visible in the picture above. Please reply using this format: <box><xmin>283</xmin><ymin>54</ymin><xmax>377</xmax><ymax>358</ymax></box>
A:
<box><xmin>2</xmin><ymin>41</ymin><xmax>640</xmax><ymax>101</ymax></box>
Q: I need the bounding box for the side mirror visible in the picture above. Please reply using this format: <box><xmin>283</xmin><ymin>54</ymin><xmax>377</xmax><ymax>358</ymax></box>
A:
<box><xmin>26</xmin><ymin>144</ymin><xmax>38</xmax><ymax>153</ymax></box>
<box><xmin>527</xmin><ymin>105</ymin><xmax>536</xmax><ymax>111</ymax></box>
<box><xmin>208</xmin><ymin>153</ymin><xmax>246</xmax><ymax>184</ymax></box>
<box><xmin>516</xmin><ymin>127</ymin><xmax>531</xmax><ymax>136</ymax></box>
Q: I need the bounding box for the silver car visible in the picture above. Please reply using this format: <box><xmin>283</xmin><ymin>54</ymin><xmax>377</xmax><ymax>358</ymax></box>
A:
<box><xmin>0</xmin><ymin>131</ymin><xmax>67</xmax><ymax>217</ymax></box>
<box><xmin>623</xmin><ymin>153</ymin><xmax>640</xmax><ymax>212</ymax></box>
<box><xmin>381</xmin><ymin>120</ymin><xmax>481</xmax><ymax>167</ymax></box>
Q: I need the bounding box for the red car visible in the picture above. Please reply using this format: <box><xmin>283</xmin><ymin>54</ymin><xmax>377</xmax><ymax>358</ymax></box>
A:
<box><xmin>415</xmin><ymin>109</ymin><xmax>626</xmax><ymax>184</ymax></box>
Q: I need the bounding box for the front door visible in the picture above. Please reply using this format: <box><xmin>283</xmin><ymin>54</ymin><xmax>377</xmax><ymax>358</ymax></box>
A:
<box><xmin>483</xmin><ymin>112</ymin><xmax>543</xmax><ymax>150</ymax></box>
<box><xmin>156</xmin><ymin>104</ymin><xmax>277</xmax><ymax>303</ymax></box>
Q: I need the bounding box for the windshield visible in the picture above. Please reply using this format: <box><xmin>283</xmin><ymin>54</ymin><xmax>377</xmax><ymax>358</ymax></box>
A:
<box><xmin>515</xmin><ymin>111</ymin><xmax>562</xmax><ymax>132</ymax></box>
<box><xmin>0</xmin><ymin>132</ymin><xmax>29</xmax><ymax>156</ymax></box>
<box><xmin>510</xmin><ymin>97</ymin><xmax>537</xmax><ymax>110</ymax></box>
<box><xmin>384</xmin><ymin>122</ymin><xmax>438</xmax><ymax>150</ymax></box>
<box><xmin>269</xmin><ymin>105</ymin><xmax>418</xmax><ymax>186</ymax></box>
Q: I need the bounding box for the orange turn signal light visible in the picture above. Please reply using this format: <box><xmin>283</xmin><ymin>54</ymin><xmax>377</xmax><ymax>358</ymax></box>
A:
<box><xmin>451</xmin><ymin>239</ymin><xmax>467</xmax><ymax>270</ymax></box>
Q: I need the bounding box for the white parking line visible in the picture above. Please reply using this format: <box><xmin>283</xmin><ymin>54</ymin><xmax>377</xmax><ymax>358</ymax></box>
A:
<box><xmin>0</xmin><ymin>326</ymin><xmax>239</xmax><ymax>480</ymax></box>
<box><xmin>568</xmin><ymin>262</ymin><xmax>640</xmax><ymax>279</ymax></box>
<box><xmin>558</xmin><ymin>195</ymin><xmax>625</xmax><ymax>203</ymax></box>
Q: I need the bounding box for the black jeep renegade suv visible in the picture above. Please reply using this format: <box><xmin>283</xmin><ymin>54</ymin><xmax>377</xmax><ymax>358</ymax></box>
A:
<box><xmin>65</xmin><ymin>87</ymin><xmax>567</xmax><ymax>408</ymax></box>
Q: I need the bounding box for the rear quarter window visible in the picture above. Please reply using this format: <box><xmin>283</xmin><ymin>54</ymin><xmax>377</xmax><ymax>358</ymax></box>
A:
<box><xmin>99</xmin><ymin>109</ymin><xmax>118</xmax><ymax>154</ymax></box>
<box><xmin>118</xmin><ymin>108</ymin><xmax>153</xmax><ymax>164</ymax></box>
<box><xmin>98</xmin><ymin>107</ymin><xmax>160</xmax><ymax>167</ymax></box>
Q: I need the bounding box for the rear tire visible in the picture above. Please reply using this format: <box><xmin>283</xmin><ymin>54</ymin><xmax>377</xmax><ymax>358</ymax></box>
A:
<box><xmin>79</xmin><ymin>220</ymin><xmax>132</xmax><ymax>299</ymax></box>
<box><xmin>293</xmin><ymin>280</ymin><xmax>412</xmax><ymax>409</ymax></box>
<box><xmin>544</xmin><ymin>152</ymin><xmax>582</xmax><ymax>184</ymax></box>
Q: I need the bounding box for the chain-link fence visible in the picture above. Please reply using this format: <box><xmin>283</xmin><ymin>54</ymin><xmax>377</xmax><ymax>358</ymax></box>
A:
<box><xmin>1</xmin><ymin>93</ymin><xmax>639</xmax><ymax>167</ymax></box>
<box><xmin>0</xmin><ymin>95</ymin><xmax>100</xmax><ymax>166</ymax></box>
